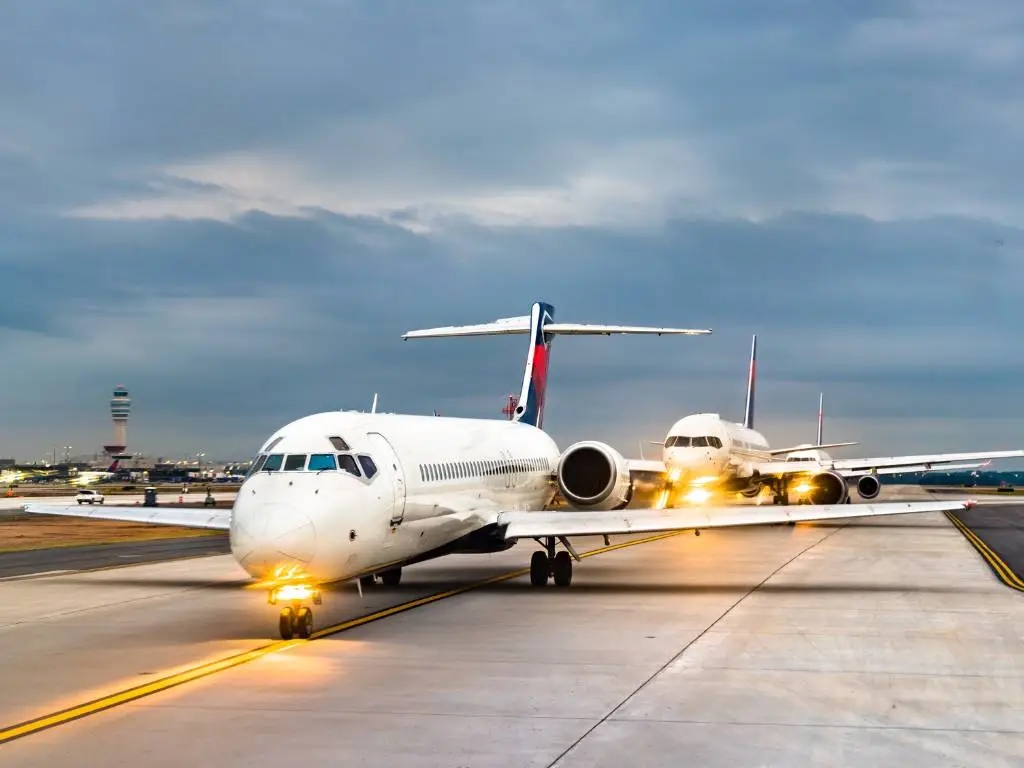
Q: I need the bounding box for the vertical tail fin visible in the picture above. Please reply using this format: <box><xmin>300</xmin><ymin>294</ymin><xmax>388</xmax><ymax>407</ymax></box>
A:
<box><xmin>816</xmin><ymin>393</ymin><xmax>823</xmax><ymax>445</ymax></box>
<box><xmin>512</xmin><ymin>302</ymin><xmax>555</xmax><ymax>429</ymax></box>
<box><xmin>742</xmin><ymin>334</ymin><xmax>757</xmax><ymax>430</ymax></box>
<box><xmin>107</xmin><ymin>459</ymin><xmax>120</xmax><ymax>472</ymax></box>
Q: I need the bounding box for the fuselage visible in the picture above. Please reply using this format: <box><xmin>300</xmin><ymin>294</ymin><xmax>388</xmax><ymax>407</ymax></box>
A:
<box><xmin>230</xmin><ymin>411</ymin><xmax>561</xmax><ymax>586</ymax></box>
<box><xmin>662</xmin><ymin>413</ymin><xmax>771</xmax><ymax>486</ymax></box>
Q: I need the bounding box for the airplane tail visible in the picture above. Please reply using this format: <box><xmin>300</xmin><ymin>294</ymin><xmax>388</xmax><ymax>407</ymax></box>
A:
<box><xmin>402</xmin><ymin>301</ymin><xmax>712</xmax><ymax>430</ymax></box>
<box><xmin>107</xmin><ymin>459</ymin><xmax>120</xmax><ymax>472</ymax></box>
<box><xmin>743</xmin><ymin>335</ymin><xmax>756</xmax><ymax>430</ymax></box>
<box><xmin>817</xmin><ymin>392</ymin><xmax>824</xmax><ymax>445</ymax></box>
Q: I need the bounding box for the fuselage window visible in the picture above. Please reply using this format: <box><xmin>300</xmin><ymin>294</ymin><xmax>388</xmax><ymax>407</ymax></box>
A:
<box><xmin>328</xmin><ymin>436</ymin><xmax>350</xmax><ymax>451</ymax></box>
<box><xmin>338</xmin><ymin>454</ymin><xmax>361</xmax><ymax>476</ymax></box>
<box><xmin>263</xmin><ymin>454</ymin><xmax>284</xmax><ymax>472</ymax></box>
<box><xmin>284</xmin><ymin>454</ymin><xmax>307</xmax><ymax>471</ymax></box>
<box><xmin>247</xmin><ymin>454</ymin><xmax>268</xmax><ymax>476</ymax></box>
<box><xmin>308</xmin><ymin>454</ymin><xmax>336</xmax><ymax>471</ymax></box>
<box><xmin>359</xmin><ymin>455</ymin><xmax>378</xmax><ymax>478</ymax></box>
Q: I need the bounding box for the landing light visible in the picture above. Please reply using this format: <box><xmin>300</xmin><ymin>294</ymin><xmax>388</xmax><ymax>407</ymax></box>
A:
<box><xmin>269</xmin><ymin>584</ymin><xmax>322</xmax><ymax>605</ymax></box>
<box><xmin>683</xmin><ymin>488</ymin><xmax>712</xmax><ymax>505</ymax></box>
<box><xmin>794</xmin><ymin>482</ymin><xmax>811</xmax><ymax>495</ymax></box>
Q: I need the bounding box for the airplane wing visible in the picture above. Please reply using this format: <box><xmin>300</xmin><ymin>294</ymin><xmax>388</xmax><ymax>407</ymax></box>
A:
<box><xmin>829</xmin><ymin>450</ymin><xmax>1024</xmax><ymax>473</ymax></box>
<box><xmin>497</xmin><ymin>499</ymin><xmax>971</xmax><ymax>539</ymax></box>
<box><xmin>21</xmin><ymin>503</ymin><xmax>231</xmax><ymax>530</ymax></box>
<box><xmin>626</xmin><ymin>458</ymin><xmax>666</xmax><ymax>475</ymax></box>
<box><xmin>749</xmin><ymin>450</ymin><xmax>1022</xmax><ymax>478</ymax></box>
<box><xmin>768</xmin><ymin>441</ymin><xmax>858</xmax><ymax>455</ymax></box>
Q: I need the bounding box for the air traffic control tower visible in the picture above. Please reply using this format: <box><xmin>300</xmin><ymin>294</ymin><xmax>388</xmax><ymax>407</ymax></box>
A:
<box><xmin>103</xmin><ymin>385</ymin><xmax>131</xmax><ymax>459</ymax></box>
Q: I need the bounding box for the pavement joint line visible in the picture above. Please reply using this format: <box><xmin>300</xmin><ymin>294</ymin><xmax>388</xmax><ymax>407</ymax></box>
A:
<box><xmin>0</xmin><ymin>530</ymin><xmax>683</xmax><ymax>747</ymax></box>
<box><xmin>945</xmin><ymin>511</ymin><xmax>1024</xmax><ymax>592</ymax></box>
<box><xmin>544</xmin><ymin>522</ymin><xmax>849</xmax><ymax>767</ymax></box>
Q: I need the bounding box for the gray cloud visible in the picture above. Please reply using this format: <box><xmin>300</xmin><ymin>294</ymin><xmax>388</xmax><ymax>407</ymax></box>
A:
<box><xmin>1</xmin><ymin>0</ymin><xmax>1023</xmax><ymax>464</ymax></box>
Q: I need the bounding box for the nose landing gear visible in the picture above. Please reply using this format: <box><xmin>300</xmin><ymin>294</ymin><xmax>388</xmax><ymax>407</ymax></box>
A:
<box><xmin>278</xmin><ymin>605</ymin><xmax>313</xmax><ymax>640</ymax></box>
<box><xmin>268</xmin><ymin>584</ymin><xmax>322</xmax><ymax>640</ymax></box>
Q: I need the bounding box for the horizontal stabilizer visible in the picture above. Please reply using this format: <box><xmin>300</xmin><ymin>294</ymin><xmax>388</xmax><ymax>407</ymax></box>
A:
<box><xmin>403</xmin><ymin>318</ymin><xmax>711</xmax><ymax>339</ymax></box>
<box><xmin>22</xmin><ymin>503</ymin><xmax>231</xmax><ymax>530</ymax></box>
<box><xmin>498</xmin><ymin>500</ymin><xmax>968</xmax><ymax>539</ymax></box>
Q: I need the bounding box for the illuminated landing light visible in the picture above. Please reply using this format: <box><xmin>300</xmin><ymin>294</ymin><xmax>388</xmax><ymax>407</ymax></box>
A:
<box><xmin>692</xmin><ymin>475</ymin><xmax>717</xmax><ymax>486</ymax></box>
<box><xmin>269</xmin><ymin>584</ymin><xmax>321</xmax><ymax>605</ymax></box>
<box><xmin>668</xmin><ymin>468</ymin><xmax>682</xmax><ymax>483</ymax></box>
<box><xmin>683</xmin><ymin>488</ymin><xmax>712</xmax><ymax>505</ymax></box>
<box><xmin>794</xmin><ymin>482</ymin><xmax>811</xmax><ymax>495</ymax></box>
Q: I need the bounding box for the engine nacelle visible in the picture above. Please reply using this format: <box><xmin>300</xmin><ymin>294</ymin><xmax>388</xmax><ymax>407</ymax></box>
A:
<box><xmin>806</xmin><ymin>470</ymin><xmax>849</xmax><ymax>505</ymax></box>
<box><xmin>556</xmin><ymin>441</ymin><xmax>633</xmax><ymax>510</ymax></box>
<box><xmin>856</xmin><ymin>473</ymin><xmax>881</xmax><ymax>500</ymax></box>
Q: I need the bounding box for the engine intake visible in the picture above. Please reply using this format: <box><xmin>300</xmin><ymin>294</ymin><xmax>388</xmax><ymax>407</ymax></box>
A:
<box><xmin>807</xmin><ymin>470</ymin><xmax>849</xmax><ymax>505</ymax></box>
<box><xmin>856</xmin><ymin>473</ymin><xmax>881</xmax><ymax>500</ymax></box>
<box><xmin>556</xmin><ymin>441</ymin><xmax>632</xmax><ymax>510</ymax></box>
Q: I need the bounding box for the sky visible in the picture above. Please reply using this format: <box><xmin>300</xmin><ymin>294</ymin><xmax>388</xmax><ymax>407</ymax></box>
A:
<box><xmin>1</xmin><ymin>0</ymin><xmax>1022</xmax><ymax>465</ymax></box>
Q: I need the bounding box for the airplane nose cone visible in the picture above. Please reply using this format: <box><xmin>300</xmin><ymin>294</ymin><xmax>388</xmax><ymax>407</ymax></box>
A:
<box><xmin>231</xmin><ymin>497</ymin><xmax>317</xmax><ymax>578</ymax></box>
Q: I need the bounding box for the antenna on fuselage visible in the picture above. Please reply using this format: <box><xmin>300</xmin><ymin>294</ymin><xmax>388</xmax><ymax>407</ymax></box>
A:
<box><xmin>371</xmin><ymin>393</ymin><xmax>378</xmax><ymax>414</ymax></box>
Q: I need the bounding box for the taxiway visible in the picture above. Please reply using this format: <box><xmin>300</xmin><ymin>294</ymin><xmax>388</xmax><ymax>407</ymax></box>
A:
<box><xmin>0</xmin><ymin>488</ymin><xmax>1021</xmax><ymax>765</ymax></box>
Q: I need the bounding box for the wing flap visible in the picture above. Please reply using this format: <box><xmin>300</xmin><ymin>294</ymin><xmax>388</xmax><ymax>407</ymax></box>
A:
<box><xmin>499</xmin><ymin>500</ymin><xmax>968</xmax><ymax>539</ymax></box>
<box><xmin>22</xmin><ymin>503</ymin><xmax>231</xmax><ymax>530</ymax></box>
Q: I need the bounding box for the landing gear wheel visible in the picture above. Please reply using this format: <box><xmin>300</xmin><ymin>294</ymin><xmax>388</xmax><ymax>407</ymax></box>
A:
<box><xmin>552</xmin><ymin>550</ymin><xmax>573</xmax><ymax>587</ymax></box>
<box><xmin>380</xmin><ymin>567</ymin><xmax>402</xmax><ymax>587</ymax></box>
<box><xmin>293</xmin><ymin>606</ymin><xmax>313</xmax><ymax>639</ymax></box>
<box><xmin>529</xmin><ymin>551</ymin><xmax>549</xmax><ymax>587</ymax></box>
<box><xmin>279</xmin><ymin>607</ymin><xmax>295</xmax><ymax>640</ymax></box>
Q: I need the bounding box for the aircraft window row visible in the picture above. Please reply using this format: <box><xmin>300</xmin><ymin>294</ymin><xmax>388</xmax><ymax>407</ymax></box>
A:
<box><xmin>246</xmin><ymin>452</ymin><xmax>377</xmax><ymax>479</ymax></box>
<box><xmin>418</xmin><ymin>456</ymin><xmax>551</xmax><ymax>483</ymax></box>
<box><xmin>665</xmin><ymin>436</ymin><xmax>723</xmax><ymax>449</ymax></box>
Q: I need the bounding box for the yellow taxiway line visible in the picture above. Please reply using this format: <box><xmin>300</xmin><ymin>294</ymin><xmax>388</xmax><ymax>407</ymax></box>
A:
<box><xmin>944</xmin><ymin>511</ymin><xmax>1024</xmax><ymax>592</ymax></box>
<box><xmin>0</xmin><ymin>530</ymin><xmax>683</xmax><ymax>746</ymax></box>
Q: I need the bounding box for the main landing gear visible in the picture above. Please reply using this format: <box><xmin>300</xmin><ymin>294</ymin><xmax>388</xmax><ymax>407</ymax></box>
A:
<box><xmin>529</xmin><ymin>536</ymin><xmax>580</xmax><ymax>587</ymax></box>
<box><xmin>269</xmin><ymin>584</ymin><xmax>322</xmax><ymax>640</ymax></box>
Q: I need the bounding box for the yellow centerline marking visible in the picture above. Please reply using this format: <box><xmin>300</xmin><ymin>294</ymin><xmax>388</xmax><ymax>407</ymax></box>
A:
<box><xmin>0</xmin><ymin>530</ymin><xmax>682</xmax><ymax>746</ymax></box>
<box><xmin>945</xmin><ymin>511</ymin><xmax>1024</xmax><ymax>592</ymax></box>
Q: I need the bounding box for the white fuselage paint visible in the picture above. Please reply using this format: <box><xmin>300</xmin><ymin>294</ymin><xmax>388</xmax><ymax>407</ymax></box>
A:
<box><xmin>230</xmin><ymin>411</ymin><xmax>561</xmax><ymax>585</ymax></box>
<box><xmin>662</xmin><ymin>412</ymin><xmax>784</xmax><ymax>486</ymax></box>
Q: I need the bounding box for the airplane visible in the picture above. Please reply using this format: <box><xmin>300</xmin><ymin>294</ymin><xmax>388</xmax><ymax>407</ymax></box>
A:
<box><xmin>642</xmin><ymin>336</ymin><xmax>1024</xmax><ymax>507</ymax></box>
<box><xmin>23</xmin><ymin>302</ymin><xmax>978</xmax><ymax>641</ymax></box>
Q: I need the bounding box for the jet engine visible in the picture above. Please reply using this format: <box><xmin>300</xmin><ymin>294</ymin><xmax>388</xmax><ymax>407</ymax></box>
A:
<box><xmin>856</xmin><ymin>473</ymin><xmax>881</xmax><ymax>500</ymax></box>
<box><xmin>806</xmin><ymin>470</ymin><xmax>849</xmax><ymax>505</ymax></box>
<box><xmin>556</xmin><ymin>441</ymin><xmax>632</xmax><ymax>510</ymax></box>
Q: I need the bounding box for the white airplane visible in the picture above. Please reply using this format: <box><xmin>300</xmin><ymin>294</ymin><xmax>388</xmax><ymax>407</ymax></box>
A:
<box><xmin>23</xmin><ymin>303</ymin><xmax>978</xmax><ymax>640</ymax></box>
<box><xmin>635</xmin><ymin>336</ymin><xmax>1024</xmax><ymax>507</ymax></box>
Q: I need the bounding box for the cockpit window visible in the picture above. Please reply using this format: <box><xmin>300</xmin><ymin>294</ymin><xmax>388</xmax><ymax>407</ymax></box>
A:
<box><xmin>283</xmin><ymin>454</ymin><xmax>307</xmax><ymax>471</ymax></box>
<box><xmin>666</xmin><ymin>435</ymin><xmax>723</xmax><ymax>449</ymax></box>
<box><xmin>308</xmin><ymin>454</ymin><xmax>336</xmax><ymax>471</ymax></box>
<box><xmin>328</xmin><ymin>436</ymin><xmax>350</xmax><ymax>451</ymax></box>
<box><xmin>262</xmin><ymin>436</ymin><xmax>284</xmax><ymax>453</ymax></box>
<box><xmin>247</xmin><ymin>454</ymin><xmax>268</xmax><ymax>476</ymax></box>
<box><xmin>337</xmin><ymin>453</ymin><xmax>361</xmax><ymax>476</ymax></box>
<box><xmin>358</xmin><ymin>455</ymin><xmax>378</xmax><ymax>478</ymax></box>
<box><xmin>262</xmin><ymin>454</ymin><xmax>284</xmax><ymax>471</ymax></box>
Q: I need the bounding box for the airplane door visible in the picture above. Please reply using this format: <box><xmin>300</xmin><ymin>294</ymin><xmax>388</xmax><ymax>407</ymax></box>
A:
<box><xmin>367</xmin><ymin>432</ymin><xmax>407</xmax><ymax>525</ymax></box>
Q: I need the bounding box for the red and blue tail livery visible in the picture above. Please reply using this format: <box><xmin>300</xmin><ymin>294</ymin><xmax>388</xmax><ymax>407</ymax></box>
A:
<box><xmin>401</xmin><ymin>301</ymin><xmax>712</xmax><ymax>429</ymax></box>
<box><xmin>511</xmin><ymin>302</ymin><xmax>555</xmax><ymax>429</ymax></box>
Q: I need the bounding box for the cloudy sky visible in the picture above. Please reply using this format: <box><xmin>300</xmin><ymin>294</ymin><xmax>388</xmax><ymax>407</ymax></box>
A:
<box><xmin>2</xmin><ymin>0</ymin><xmax>1022</xmax><ymax>465</ymax></box>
